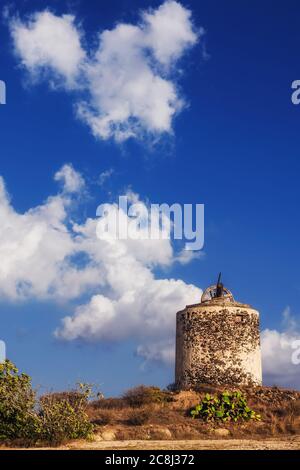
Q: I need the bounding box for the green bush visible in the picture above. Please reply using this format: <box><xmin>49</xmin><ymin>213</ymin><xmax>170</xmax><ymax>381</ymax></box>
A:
<box><xmin>123</xmin><ymin>386</ymin><xmax>172</xmax><ymax>407</ymax></box>
<box><xmin>0</xmin><ymin>360</ymin><xmax>94</xmax><ymax>445</ymax></box>
<box><xmin>41</xmin><ymin>391</ymin><xmax>85</xmax><ymax>410</ymax></box>
<box><xmin>0</xmin><ymin>360</ymin><xmax>40</xmax><ymax>441</ymax></box>
<box><xmin>190</xmin><ymin>391</ymin><xmax>261</xmax><ymax>423</ymax></box>
<box><xmin>38</xmin><ymin>384</ymin><xmax>94</xmax><ymax>445</ymax></box>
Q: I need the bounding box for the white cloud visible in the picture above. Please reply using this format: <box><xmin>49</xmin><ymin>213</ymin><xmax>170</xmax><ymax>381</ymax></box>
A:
<box><xmin>142</xmin><ymin>0</ymin><xmax>201</xmax><ymax>67</ymax></box>
<box><xmin>137</xmin><ymin>340</ymin><xmax>175</xmax><ymax>366</ymax></box>
<box><xmin>54</xmin><ymin>163</ymin><xmax>85</xmax><ymax>193</ymax></box>
<box><xmin>0</xmin><ymin>166</ymin><xmax>201</xmax><ymax>358</ymax></box>
<box><xmin>261</xmin><ymin>307</ymin><xmax>300</xmax><ymax>388</ymax></box>
<box><xmin>56</xmin><ymin>278</ymin><xmax>200</xmax><ymax>342</ymax></box>
<box><xmin>10</xmin><ymin>11</ymin><xmax>85</xmax><ymax>89</ymax></box>
<box><xmin>261</xmin><ymin>330</ymin><xmax>300</xmax><ymax>387</ymax></box>
<box><xmin>10</xmin><ymin>1</ymin><xmax>200</xmax><ymax>142</ymax></box>
<box><xmin>0</xmin><ymin>170</ymin><xmax>99</xmax><ymax>300</ymax></box>
<box><xmin>55</xmin><ymin>192</ymin><xmax>201</xmax><ymax>341</ymax></box>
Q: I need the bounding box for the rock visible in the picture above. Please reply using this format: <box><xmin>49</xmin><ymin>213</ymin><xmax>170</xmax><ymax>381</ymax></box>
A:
<box><xmin>149</xmin><ymin>427</ymin><xmax>172</xmax><ymax>439</ymax></box>
<box><xmin>213</xmin><ymin>428</ymin><xmax>230</xmax><ymax>437</ymax></box>
<box><xmin>171</xmin><ymin>391</ymin><xmax>200</xmax><ymax>410</ymax></box>
<box><xmin>101</xmin><ymin>430</ymin><xmax>116</xmax><ymax>441</ymax></box>
<box><xmin>93</xmin><ymin>434</ymin><xmax>103</xmax><ymax>442</ymax></box>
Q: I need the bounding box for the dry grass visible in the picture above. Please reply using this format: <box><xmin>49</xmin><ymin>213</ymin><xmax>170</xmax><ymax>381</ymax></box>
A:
<box><xmin>126</xmin><ymin>408</ymin><xmax>150</xmax><ymax>426</ymax></box>
<box><xmin>87</xmin><ymin>386</ymin><xmax>300</xmax><ymax>441</ymax></box>
<box><xmin>122</xmin><ymin>385</ymin><xmax>173</xmax><ymax>407</ymax></box>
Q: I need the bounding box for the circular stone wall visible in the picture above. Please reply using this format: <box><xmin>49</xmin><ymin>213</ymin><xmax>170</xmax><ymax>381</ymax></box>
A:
<box><xmin>175</xmin><ymin>302</ymin><xmax>262</xmax><ymax>389</ymax></box>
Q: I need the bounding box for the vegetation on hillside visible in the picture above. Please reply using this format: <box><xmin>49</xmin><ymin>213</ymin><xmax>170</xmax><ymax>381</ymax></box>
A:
<box><xmin>1</xmin><ymin>360</ymin><xmax>300</xmax><ymax>446</ymax></box>
<box><xmin>190</xmin><ymin>391</ymin><xmax>261</xmax><ymax>422</ymax></box>
<box><xmin>0</xmin><ymin>360</ymin><xmax>93</xmax><ymax>445</ymax></box>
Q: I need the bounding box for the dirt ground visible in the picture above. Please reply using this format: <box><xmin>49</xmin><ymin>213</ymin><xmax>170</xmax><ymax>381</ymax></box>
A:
<box><xmin>2</xmin><ymin>437</ymin><xmax>300</xmax><ymax>450</ymax></box>
<box><xmin>66</xmin><ymin>437</ymin><xmax>300</xmax><ymax>450</ymax></box>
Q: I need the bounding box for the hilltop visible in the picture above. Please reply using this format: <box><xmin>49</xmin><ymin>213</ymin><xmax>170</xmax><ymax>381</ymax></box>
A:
<box><xmin>86</xmin><ymin>384</ymin><xmax>300</xmax><ymax>442</ymax></box>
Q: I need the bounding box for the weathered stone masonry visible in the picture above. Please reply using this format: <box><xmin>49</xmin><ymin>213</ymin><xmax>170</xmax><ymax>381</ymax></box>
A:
<box><xmin>175</xmin><ymin>285</ymin><xmax>262</xmax><ymax>389</ymax></box>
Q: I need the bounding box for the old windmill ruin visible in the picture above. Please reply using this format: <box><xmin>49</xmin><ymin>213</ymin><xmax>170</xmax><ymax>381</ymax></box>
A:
<box><xmin>175</xmin><ymin>274</ymin><xmax>262</xmax><ymax>389</ymax></box>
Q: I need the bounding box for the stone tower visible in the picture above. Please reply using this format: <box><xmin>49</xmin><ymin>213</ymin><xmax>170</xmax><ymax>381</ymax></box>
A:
<box><xmin>175</xmin><ymin>275</ymin><xmax>262</xmax><ymax>389</ymax></box>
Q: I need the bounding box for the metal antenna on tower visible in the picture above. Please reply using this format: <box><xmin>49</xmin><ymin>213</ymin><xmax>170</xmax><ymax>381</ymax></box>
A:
<box><xmin>215</xmin><ymin>272</ymin><xmax>224</xmax><ymax>298</ymax></box>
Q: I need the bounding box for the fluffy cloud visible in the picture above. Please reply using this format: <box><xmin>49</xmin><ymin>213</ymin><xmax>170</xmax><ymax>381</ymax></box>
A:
<box><xmin>54</xmin><ymin>163</ymin><xmax>85</xmax><ymax>193</ymax></box>
<box><xmin>0</xmin><ymin>165</ymin><xmax>201</xmax><ymax>357</ymax></box>
<box><xmin>142</xmin><ymin>0</ymin><xmax>200</xmax><ymax>66</ymax></box>
<box><xmin>10</xmin><ymin>1</ymin><xmax>200</xmax><ymax>142</ymax></box>
<box><xmin>10</xmin><ymin>11</ymin><xmax>85</xmax><ymax>89</ymax></box>
<box><xmin>0</xmin><ymin>166</ymin><xmax>100</xmax><ymax>300</ymax></box>
<box><xmin>137</xmin><ymin>340</ymin><xmax>175</xmax><ymax>366</ymax></box>
<box><xmin>261</xmin><ymin>307</ymin><xmax>300</xmax><ymax>388</ymax></box>
<box><xmin>55</xmin><ymin>191</ymin><xmax>201</xmax><ymax>341</ymax></box>
<box><xmin>56</xmin><ymin>279</ymin><xmax>200</xmax><ymax>342</ymax></box>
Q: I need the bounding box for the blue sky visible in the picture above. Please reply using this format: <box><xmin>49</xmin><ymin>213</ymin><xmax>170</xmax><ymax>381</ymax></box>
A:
<box><xmin>1</xmin><ymin>0</ymin><xmax>300</xmax><ymax>396</ymax></box>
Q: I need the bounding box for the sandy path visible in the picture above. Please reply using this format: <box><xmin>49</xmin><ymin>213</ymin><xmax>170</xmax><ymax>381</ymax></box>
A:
<box><xmin>65</xmin><ymin>437</ymin><xmax>300</xmax><ymax>450</ymax></box>
<box><xmin>2</xmin><ymin>437</ymin><xmax>298</xmax><ymax>450</ymax></box>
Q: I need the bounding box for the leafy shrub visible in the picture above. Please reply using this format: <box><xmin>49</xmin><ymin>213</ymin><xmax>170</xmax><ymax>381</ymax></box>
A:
<box><xmin>190</xmin><ymin>391</ymin><xmax>261</xmax><ymax>423</ymax></box>
<box><xmin>0</xmin><ymin>360</ymin><xmax>40</xmax><ymax>441</ymax></box>
<box><xmin>0</xmin><ymin>361</ymin><xmax>94</xmax><ymax>445</ymax></box>
<box><xmin>123</xmin><ymin>386</ymin><xmax>172</xmax><ymax>407</ymax></box>
<box><xmin>38</xmin><ymin>384</ymin><xmax>94</xmax><ymax>444</ymax></box>
<box><xmin>42</xmin><ymin>391</ymin><xmax>85</xmax><ymax>410</ymax></box>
